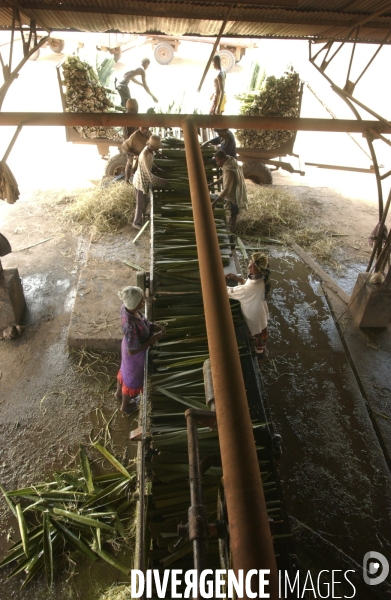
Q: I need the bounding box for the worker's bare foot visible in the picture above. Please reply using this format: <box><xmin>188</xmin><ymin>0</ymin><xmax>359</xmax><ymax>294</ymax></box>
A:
<box><xmin>121</xmin><ymin>394</ymin><xmax>140</xmax><ymax>415</ymax></box>
<box><xmin>121</xmin><ymin>402</ymin><xmax>139</xmax><ymax>416</ymax></box>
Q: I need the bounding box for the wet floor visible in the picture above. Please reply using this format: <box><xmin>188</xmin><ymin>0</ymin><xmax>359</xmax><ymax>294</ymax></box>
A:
<box><xmin>260</xmin><ymin>249</ymin><xmax>391</xmax><ymax>596</ymax></box>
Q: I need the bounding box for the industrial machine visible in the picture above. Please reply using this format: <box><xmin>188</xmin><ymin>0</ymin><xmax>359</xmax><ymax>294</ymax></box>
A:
<box><xmin>128</xmin><ymin>140</ymin><xmax>296</xmax><ymax>592</ymax></box>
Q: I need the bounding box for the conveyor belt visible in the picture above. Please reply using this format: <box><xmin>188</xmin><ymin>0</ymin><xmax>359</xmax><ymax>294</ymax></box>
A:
<box><xmin>134</xmin><ymin>143</ymin><xmax>295</xmax><ymax>595</ymax></box>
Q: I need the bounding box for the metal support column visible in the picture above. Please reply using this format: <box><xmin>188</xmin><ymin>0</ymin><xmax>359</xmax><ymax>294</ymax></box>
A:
<box><xmin>182</xmin><ymin>118</ymin><xmax>279</xmax><ymax>600</ymax></box>
<box><xmin>185</xmin><ymin>409</ymin><xmax>211</xmax><ymax>595</ymax></box>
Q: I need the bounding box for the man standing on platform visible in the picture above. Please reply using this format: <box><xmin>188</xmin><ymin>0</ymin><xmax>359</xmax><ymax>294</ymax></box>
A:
<box><xmin>121</xmin><ymin>126</ymin><xmax>151</xmax><ymax>184</ymax></box>
<box><xmin>115</xmin><ymin>58</ymin><xmax>158</xmax><ymax>107</ymax></box>
<box><xmin>132</xmin><ymin>135</ymin><xmax>168</xmax><ymax>230</ymax></box>
<box><xmin>209</xmin><ymin>150</ymin><xmax>248</xmax><ymax>232</ymax></box>
<box><xmin>201</xmin><ymin>128</ymin><xmax>237</xmax><ymax>159</ymax></box>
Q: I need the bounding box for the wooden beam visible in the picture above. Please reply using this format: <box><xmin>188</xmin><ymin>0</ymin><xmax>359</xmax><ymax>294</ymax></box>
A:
<box><xmin>0</xmin><ymin>112</ymin><xmax>391</xmax><ymax>133</ymax></box>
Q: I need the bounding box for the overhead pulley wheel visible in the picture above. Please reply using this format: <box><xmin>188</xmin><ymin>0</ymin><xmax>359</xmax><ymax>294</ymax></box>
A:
<box><xmin>49</xmin><ymin>38</ymin><xmax>65</xmax><ymax>53</ymax></box>
<box><xmin>154</xmin><ymin>42</ymin><xmax>174</xmax><ymax>65</ymax></box>
<box><xmin>217</xmin><ymin>49</ymin><xmax>235</xmax><ymax>73</ymax></box>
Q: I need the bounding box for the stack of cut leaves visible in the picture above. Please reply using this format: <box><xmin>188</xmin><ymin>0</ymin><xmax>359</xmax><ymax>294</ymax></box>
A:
<box><xmin>0</xmin><ymin>443</ymin><xmax>136</xmax><ymax>588</ymax></box>
<box><xmin>140</xmin><ymin>142</ymin><xmax>290</xmax><ymax>588</ymax></box>
<box><xmin>236</xmin><ymin>69</ymin><xmax>301</xmax><ymax>150</ymax></box>
<box><xmin>62</xmin><ymin>56</ymin><xmax>123</xmax><ymax>141</ymax></box>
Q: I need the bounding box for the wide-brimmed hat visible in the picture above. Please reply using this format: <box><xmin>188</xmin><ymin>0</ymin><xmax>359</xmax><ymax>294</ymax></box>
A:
<box><xmin>118</xmin><ymin>286</ymin><xmax>144</xmax><ymax>310</ymax></box>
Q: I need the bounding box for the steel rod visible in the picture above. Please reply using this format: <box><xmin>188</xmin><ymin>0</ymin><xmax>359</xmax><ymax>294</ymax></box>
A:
<box><xmin>332</xmin><ymin>84</ymin><xmax>391</xmax><ymax>129</ymax></box>
<box><xmin>182</xmin><ymin>117</ymin><xmax>279</xmax><ymax>599</ymax></box>
<box><xmin>197</xmin><ymin>6</ymin><xmax>232</xmax><ymax>93</ymax></box>
<box><xmin>354</xmin><ymin>32</ymin><xmax>390</xmax><ymax>86</ymax></box>
<box><xmin>0</xmin><ymin>112</ymin><xmax>391</xmax><ymax>133</ymax></box>
<box><xmin>366</xmin><ymin>137</ymin><xmax>384</xmax><ymax>219</ymax></box>
<box><xmin>366</xmin><ymin>187</ymin><xmax>391</xmax><ymax>271</ymax></box>
<box><xmin>374</xmin><ymin>227</ymin><xmax>391</xmax><ymax>273</ymax></box>
<box><xmin>186</xmin><ymin>410</ymin><xmax>208</xmax><ymax>597</ymax></box>
<box><xmin>2</xmin><ymin>123</ymin><xmax>23</xmax><ymax>162</ymax></box>
<box><xmin>345</xmin><ymin>27</ymin><xmax>359</xmax><ymax>84</ymax></box>
<box><xmin>9</xmin><ymin>8</ymin><xmax>15</xmax><ymax>73</ymax></box>
<box><xmin>0</xmin><ymin>35</ymin><xmax>49</xmax><ymax>109</ymax></box>
<box><xmin>305</xmin><ymin>82</ymin><xmax>372</xmax><ymax>159</ymax></box>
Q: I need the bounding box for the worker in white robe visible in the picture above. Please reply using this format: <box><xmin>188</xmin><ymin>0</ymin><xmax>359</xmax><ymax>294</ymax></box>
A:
<box><xmin>225</xmin><ymin>252</ymin><xmax>270</xmax><ymax>357</ymax></box>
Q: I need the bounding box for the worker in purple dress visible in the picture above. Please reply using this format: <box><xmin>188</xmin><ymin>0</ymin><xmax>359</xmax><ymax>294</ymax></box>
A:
<box><xmin>115</xmin><ymin>286</ymin><xmax>165</xmax><ymax>415</ymax></box>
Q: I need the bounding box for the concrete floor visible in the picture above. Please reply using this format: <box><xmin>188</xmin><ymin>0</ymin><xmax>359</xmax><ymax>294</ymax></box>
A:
<box><xmin>0</xmin><ymin>194</ymin><xmax>149</xmax><ymax>599</ymax></box>
<box><xmin>259</xmin><ymin>247</ymin><xmax>391</xmax><ymax>598</ymax></box>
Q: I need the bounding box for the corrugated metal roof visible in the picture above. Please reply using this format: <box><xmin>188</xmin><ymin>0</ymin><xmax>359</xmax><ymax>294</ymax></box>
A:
<box><xmin>1</xmin><ymin>1</ymin><xmax>391</xmax><ymax>43</ymax></box>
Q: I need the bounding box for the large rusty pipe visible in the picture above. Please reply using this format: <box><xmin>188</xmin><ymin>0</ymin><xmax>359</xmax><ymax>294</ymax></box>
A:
<box><xmin>197</xmin><ymin>6</ymin><xmax>232</xmax><ymax>93</ymax></box>
<box><xmin>182</xmin><ymin>118</ymin><xmax>279</xmax><ymax>599</ymax></box>
<box><xmin>0</xmin><ymin>112</ymin><xmax>391</xmax><ymax>133</ymax></box>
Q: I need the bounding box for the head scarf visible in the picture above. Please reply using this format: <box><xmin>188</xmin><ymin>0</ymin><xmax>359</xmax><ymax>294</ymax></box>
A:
<box><xmin>251</xmin><ymin>253</ymin><xmax>271</xmax><ymax>297</ymax></box>
<box><xmin>251</xmin><ymin>252</ymin><xmax>268</xmax><ymax>271</ymax></box>
<box><xmin>118</xmin><ymin>286</ymin><xmax>144</xmax><ymax>310</ymax></box>
<box><xmin>148</xmin><ymin>134</ymin><xmax>161</xmax><ymax>150</ymax></box>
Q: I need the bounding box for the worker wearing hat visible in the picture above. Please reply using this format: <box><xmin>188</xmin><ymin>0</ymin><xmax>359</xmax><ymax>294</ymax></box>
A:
<box><xmin>122</xmin><ymin>125</ymin><xmax>151</xmax><ymax>183</ymax></box>
<box><xmin>116</xmin><ymin>286</ymin><xmax>165</xmax><ymax>414</ymax></box>
<box><xmin>209</xmin><ymin>149</ymin><xmax>248</xmax><ymax>232</ymax></box>
<box><xmin>225</xmin><ymin>252</ymin><xmax>271</xmax><ymax>358</ymax></box>
<box><xmin>132</xmin><ymin>135</ymin><xmax>169</xmax><ymax>229</ymax></box>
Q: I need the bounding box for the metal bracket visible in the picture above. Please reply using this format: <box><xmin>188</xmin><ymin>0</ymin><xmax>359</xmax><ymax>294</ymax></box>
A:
<box><xmin>188</xmin><ymin>505</ymin><xmax>208</xmax><ymax>541</ymax></box>
<box><xmin>309</xmin><ymin>37</ymin><xmax>391</xmax><ymax>276</ymax></box>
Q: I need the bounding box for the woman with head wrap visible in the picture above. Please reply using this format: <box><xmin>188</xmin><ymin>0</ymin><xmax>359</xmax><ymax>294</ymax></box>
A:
<box><xmin>116</xmin><ymin>286</ymin><xmax>165</xmax><ymax>414</ymax></box>
<box><xmin>225</xmin><ymin>252</ymin><xmax>271</xmax><ymax>357</ymax></box>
